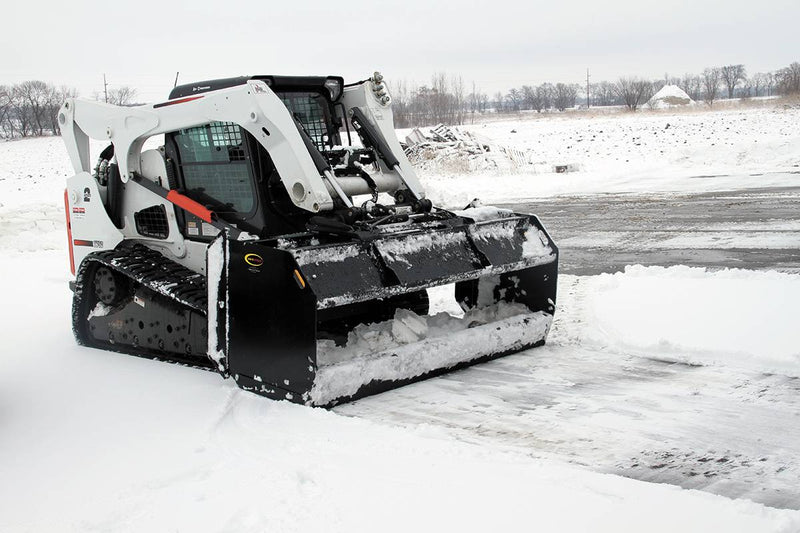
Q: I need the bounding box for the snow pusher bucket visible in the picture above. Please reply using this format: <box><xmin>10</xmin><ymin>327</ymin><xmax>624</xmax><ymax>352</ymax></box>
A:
<box><xmin>208</xmin><ymin>209</ymin><xmax>558</xmax><ymax>406</ymax></box>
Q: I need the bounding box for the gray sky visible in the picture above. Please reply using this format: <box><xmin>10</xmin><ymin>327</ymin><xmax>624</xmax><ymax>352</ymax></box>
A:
<box><xmin>3</xmin><ymin>0</ymin><xmax>798</xmax><ymax>102</ymax></box>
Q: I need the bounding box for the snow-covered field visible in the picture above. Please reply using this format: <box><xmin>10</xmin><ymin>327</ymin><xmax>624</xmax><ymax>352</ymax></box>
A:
<box><xmin>1</xmin><ymin>105</ymin><xmax>800</xmax><ymax>531</ymax></box>
<box><xmin>415</xmin><ymin>106</ymin><xmax>800</xmax><ymax>208</ymax></box>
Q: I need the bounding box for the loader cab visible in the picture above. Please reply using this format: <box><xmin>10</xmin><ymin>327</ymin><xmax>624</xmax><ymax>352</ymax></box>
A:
<box><xmin>164</xmin><ymin>75</ymin><xmax>348</xmax><ymax>241</ymax></box>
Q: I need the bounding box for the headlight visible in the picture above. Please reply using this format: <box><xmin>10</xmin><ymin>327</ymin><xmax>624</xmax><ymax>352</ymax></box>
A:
<box><xmin>371</xmin><ymin>72</ymin><xmax>391</xmax><ymax>106</ymax></box>
<box><xmin>324</xmin><ymin>78</ymin><xmax>343</xmax><ymax>101</ymax></box>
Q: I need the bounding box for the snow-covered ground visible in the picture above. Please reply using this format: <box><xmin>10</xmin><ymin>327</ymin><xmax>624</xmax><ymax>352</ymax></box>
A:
<box><xmin>413</xmin><ymin>106</ymin><xmax>800</xmax><ymax>208</ymax></box>
<box><xmin>560</xmin><ymin>265</ymin><xmax>800</xmax><ymax>376</ymax></box>
<box><xmin>1</xmin><ymin>105</ymin><xmax>800</xmax><ymax>531</ymax></box>
<box><xmin>340</xmin><ymin>267</ymin><xmax>800</xmax><ymax>509</ymax></box>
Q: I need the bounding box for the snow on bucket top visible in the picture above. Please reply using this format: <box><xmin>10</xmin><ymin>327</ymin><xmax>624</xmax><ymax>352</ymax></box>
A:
<box><xmin>646</xmin><ymin>85</ymin><xmax>694</xmax><ymax>108</ymax></box>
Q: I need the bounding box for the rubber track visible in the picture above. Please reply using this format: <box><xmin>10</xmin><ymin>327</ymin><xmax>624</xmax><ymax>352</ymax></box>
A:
<box><xmin>71</xmin><ymin>244</ymin><xmax>214</xmax><ymax>372</ymax></box>
<box><xmin>75</xmin><ymin>244</ymin><xmax>207</xmax><ymax>314</ymax></box>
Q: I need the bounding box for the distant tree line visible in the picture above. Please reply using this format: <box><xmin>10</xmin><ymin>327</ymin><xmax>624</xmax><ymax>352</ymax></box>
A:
<box><xmin>0</xmin><ymin>81</ymin><xmax>137</xmax><ymax>139</ymax></box>
<box><xmin>391</xmin><ymin>74</ymin><xmax>469</xmax><ymax>128</ymax></box>
<box><xmin>0</xmin><ymin>81</ymin><xmax>77</xmax><ymax>138</ymax></box>
<box><xmin>391</xmin><ymin>60</ymin><xmax>800</xmax><ymax>126</ymax></box>
<box><xmin>3</xmin><ymin>62</ymin><xmax>799</xmax><ymax>137</ymax></box>
<box><xmin>515</xmin><ymin>61</ymin><xmax>800</xmax><ymax>113</ymax></box>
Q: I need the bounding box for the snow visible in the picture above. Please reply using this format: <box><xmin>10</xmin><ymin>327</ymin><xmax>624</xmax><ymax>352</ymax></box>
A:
<box><xmin>313</xmin><ymin>303</ymin><xmax>550</xmax><ymax>405</ymax></box>
<box><xmin>87</xmin><ymin>301</ymin><xmax>112</xmax><ymax>319</ymax></box>
<box><xmin>292</xmin><ymin>242</ymin><xmax>361</xmax><ymax>265</ymax></box>
<box><xmin>2</xmin><ymin>105</ymin><xmax>800</xmax><ymax>531</ymax></box>
<box><xmin>452</xmin><ymin>205</ymin><xmax>514</xmax><ymax>221</ymax></box>
<box><xmin>646</xmin><ymin>84</ymin><xmax>695</xmax><ymax>108</ymax></box>
<box><xmin>559</xmin><ymin>229</ymin><xmax>800</xmax><ymax>250</ymax></box>
<box><xmin>555</xmin><ymin>265</ymin><xmax>800</xmax><ymax>377</ymax></box>
<box><xmin>206</xmin><ymin>236</ymin><xmax>227</xmax><ymax>370</ymax></box>
<box><xmin>413</xmin><ymin>106</ymin><xmax>800</xmax><ymax>208</ymax></box>
<box><xmin>2</xmin><ymin>251</ymin><xmax>798</xmax><ymax>531</ymax></box>
<box><xmin>522</xmin><ymin>226</ymin><xmax>552</xmax><ymax>258</ymax></box>
<box><xmin>375</xmin><ymin>230</ymin><xmax>461</xmax><ymax>266</ymax></box>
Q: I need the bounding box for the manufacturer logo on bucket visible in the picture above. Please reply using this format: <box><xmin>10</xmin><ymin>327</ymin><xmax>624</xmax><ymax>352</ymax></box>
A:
<box><xmin>244</xmin><ymin>253</ymin><xmax>264</xmax><ymax>267</ymax></box>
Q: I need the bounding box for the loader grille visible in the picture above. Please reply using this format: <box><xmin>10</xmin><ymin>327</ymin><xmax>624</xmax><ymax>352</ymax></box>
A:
<box><xmin>277</xmin><ymin>92</ymin><xmax>330</xmax><ymax>152</ymax></box>
<box><xmin>177</xmin><ymin>122</ymin><xmax>245</xmax><ymax>163</ymax></box>
<box><xmin>173</xmin><ymin>122</ymin><xmax>256</xmax><ymax>215</ymax></box>
<box><xmin>134</xmin><ymin>204</ymin><xmax>170</xmax><ymax>239</ymax></box>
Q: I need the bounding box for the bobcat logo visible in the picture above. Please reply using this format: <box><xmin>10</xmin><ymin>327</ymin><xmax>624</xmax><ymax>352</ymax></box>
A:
<box><xmin>83</xmin><ymin>187</ymin><xmax>91</xmax><ymax>202</ymax></box>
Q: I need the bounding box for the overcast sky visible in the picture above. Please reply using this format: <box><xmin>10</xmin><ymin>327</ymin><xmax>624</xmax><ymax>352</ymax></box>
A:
<box><xmin>3</xmin><ymin>0</ymin><xmax>798</xmax><ymax>102</ymax></box>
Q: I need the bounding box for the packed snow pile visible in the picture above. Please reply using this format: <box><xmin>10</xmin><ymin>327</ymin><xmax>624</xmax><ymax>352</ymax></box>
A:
<box><xmin>313</xmin><ymin>302</ymin><xmax>551</xmax><ymax>405</ymax></box>
<box><xmin>404</xmin><ymin>123</ymin><xmax>531</xmax><ymax>173</ymax></box>
<box><xmin>553</xmin><ymin>265</ymin><xmax>800</xmax><ymax>376</ymax></box>
<box><xmin>646</xmin><ymin>84</ymin><xmax>694</xmax><ymax>109</ymax></box>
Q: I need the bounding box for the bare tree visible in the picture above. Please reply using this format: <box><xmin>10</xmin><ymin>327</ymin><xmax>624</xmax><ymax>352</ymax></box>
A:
<box><xmin>739</xmin><ymin>78</ymin><xmax>753</xmax><ymax>99</ymax></box>
<box><xmin>390</xmin><ymin>73</ymin><xmax>471</xmax><ymax>127</ymax></box>
<box><xmin>702</xmin><ymin>67</ymin><xmax>722</xmax><ymax>107</ymax></box>
<box><xmin>451</xmin><ymin>75</ymin><xmax>465</xmax><ymax>125</ymax></box>
<box><xmin>750</xmin><ymin>73</ymin><xmax>766</xmax><ymax>98</ymax></box>
<box><xmin>552</xmin><ymin>83</ymin><xmax>578</xmax><ymax>111</ymax></box>
<box><xmin>521</xmin><ymin>85</ymin><xmax>535</xmax><ymax>111</ymax></box>
<box><xmin>538</xmin><ymin>83</ymin><xmax>554</xmax><ymax>111</ymax></box>
<box><xmin>643</xmin><ymin>81</ymin><xmax>657</xmax><ymax>106</ymax></box>
<box><xmin>720</xmin><ymin>64</ymin><xmax>746</xmax><ymax>99</ymax></box>
<box><xmin>505</xmin><ymin>88</ymin><xmax>522</xmax><ymax>112</ymax></box>
<box><xmin>430</xmin><ymin>73</ymin><xmax>449</xmax><ymax>124</ymax></box>
<box><xmin>764</xmin><ymin>72</ymin><xmax>776</xmax><ymax>96</ymax></box>
<box><xmin>614</xmin><ymin>77</ymin><xmax>650</xmax><ymax>111</ymax></box>
<box><xmin>107</xmin><ymin>86</ymin><xmax>138</xmax><ymax>106</ymax></box>
<box><xmin>590</xmin><ymin>81</ymin><xmax>616</xmax><ymax>106</ymax></box>
<box><xmin>0</xmin><ymin>81</ymin><xmax>75</xmax><ymax>138</ymax></box>
<box><xmin>49</xmin><ymin>86</ymin><xmax>78</xmax><ymax>134</ymax></box>
<box><xmin>14</xmin><ymin>80</ymin><xmax>55</xmax><ymax>136</ymax></box>
<box><xmin>467</xmin><ymin>81</ymin><xmax>484</xmax><ymax>123</ymax></box>
<box><xmin>524</xmin><ymin>84</ymin><xmax>546</xmax><ymax>112</ymax></box>
<box><xmin>776</xmin><ymin>62</ymin><xmax>800</xmax><ymax>95</ymax></box>
<box><xmin>478</xmin><ymin>92</ymin><xmax>488</xmax><ymax>113</ymax></box>
<box><xmin>493</xmin><ymin>91</ymin><xmax>505</xmax><ymax>113</ymax></box>
<box><xmin>0</xmin><ymin>85</ymin><xmax>11</xmax><ymax>138</ymax></box>
<box><xmin>679</xmin><ymin>74</ymin><xmax>702</xmax><ymax>101</ymax></box>
<box><xmin>388</xmin><ymin>79</ymin><xmax>410</xmax><ymax>128</ymax></box>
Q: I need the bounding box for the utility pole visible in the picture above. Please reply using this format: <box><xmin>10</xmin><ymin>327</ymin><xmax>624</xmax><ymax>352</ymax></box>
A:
<box><xmin>103</xmin><ymin>74</ymin><xmax>108</xmax><ymax>103</ymax></box>
<box><xmin>174</xmin><ymin>71</ymin><xmax>180</xmax><ymax>89</ymax></box>
<box><xmin>586</xmin><ymin>68</ymin><xmax>590</xmax><ymax>109</ymax></box>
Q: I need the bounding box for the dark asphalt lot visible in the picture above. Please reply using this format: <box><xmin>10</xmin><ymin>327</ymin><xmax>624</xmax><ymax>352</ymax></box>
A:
<box><xmin>501</xmin><ymin>184</ymin><xmax>800</xmax><ymax>275</ymax></box>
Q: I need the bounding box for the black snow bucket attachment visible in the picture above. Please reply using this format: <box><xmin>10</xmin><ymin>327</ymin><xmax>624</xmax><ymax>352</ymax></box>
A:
<box><xmin>207</xmin><ymin>209</ymin><xmax>558</xmax><ymax>406</ymax></box>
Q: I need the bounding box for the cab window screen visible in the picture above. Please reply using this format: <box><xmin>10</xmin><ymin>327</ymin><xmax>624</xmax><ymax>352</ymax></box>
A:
<box><xmin>173</xmin><ymin>122</ymin><xmax>254</xmax><ymax>213</ymax></box>
<box><xmin>277</xmin><ymin>92</ymin><xmax>330</xmax><ymax>151</ymax></box>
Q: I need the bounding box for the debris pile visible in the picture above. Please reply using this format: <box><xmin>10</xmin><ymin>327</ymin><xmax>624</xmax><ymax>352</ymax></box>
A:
<box><xmin>403</xmin><ymin>124</ymin><xmax>532</xmax><ymax>172</ymax></box>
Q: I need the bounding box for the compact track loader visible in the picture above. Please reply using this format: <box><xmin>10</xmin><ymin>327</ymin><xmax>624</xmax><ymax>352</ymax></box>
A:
<box><xmin>60</xmin><ymin>72</ymin><xmax>558</xmax><ymax>406</ymax></box>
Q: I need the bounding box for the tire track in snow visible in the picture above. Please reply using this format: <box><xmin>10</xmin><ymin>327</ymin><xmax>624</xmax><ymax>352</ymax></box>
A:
<box><xmin>335</xmin><ymin>346</ymin><xmax>800</xmax><ymax>509</ymax></box>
